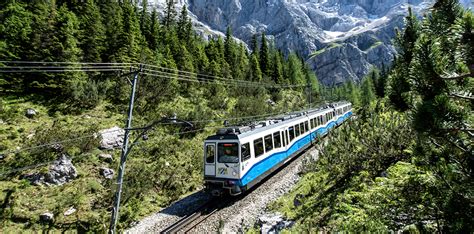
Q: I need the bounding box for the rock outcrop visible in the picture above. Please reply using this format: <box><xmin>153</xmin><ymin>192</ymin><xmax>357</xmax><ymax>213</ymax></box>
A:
<box><xmin>22</xmin><ymin>154</ymin><xmax>77</xmax><ymax>186</ymax></box>
<box><xmin>258</xmin><ymin>213</ymin><xmax>294</xmax><ymax>234</ymax></box>
<box><xmin>99</xmin><ymin>126</ymin><xmax>125</xmax><ymax>150</ymax></box>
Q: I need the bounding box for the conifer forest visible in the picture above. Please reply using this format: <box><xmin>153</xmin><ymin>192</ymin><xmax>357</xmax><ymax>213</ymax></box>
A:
<box><xmin>0</xmin><ymin>0</ymin><xmax>472</xmax><ymax>232</ymax></box>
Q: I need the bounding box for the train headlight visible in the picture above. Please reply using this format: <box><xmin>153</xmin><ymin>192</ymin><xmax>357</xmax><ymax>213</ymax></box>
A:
<box><xmin>232</xmin><ymin>171</ymin><xmax>237</xmax><ymax>176</ymax></box>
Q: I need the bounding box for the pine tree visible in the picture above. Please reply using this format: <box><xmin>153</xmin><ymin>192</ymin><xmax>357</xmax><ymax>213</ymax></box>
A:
<box><xmin>250</xmin><ymin>34</ymin><xmax>258</xmax><ymax>56</ymax></box>
<box><xmin>259</xmin><ymin>32</ymin><xmax>270</xmax><ymax>77</ymax></box>
<box><xmin>99</xmin><ymin>1</ymin><xmax>123</xmax><ymax>62</ymax></box>
<box><xmin>163</xmin><ymin>0</ymin><xmax>177</xmax><ymax>28</ymax></box>
<box><xmin>78</xmin><ymin>0</ymin><xmax>105</xmax><ymax>62</ymax></box>
<box><xmin>139</xmin><ymin>0</ymin><xmax>152</xmax><ymax>47</ymax></box>
<box><xmin>0</xmin><ymin>1</ymin><xmax>33</xmax><ymax>90</ymax></box>
<box><xmin>177</xmin><ymin>5</ymin><xmax>192</xmax><ymax>42</ymax></box>
<box><xmin>114</xmin><ymin>2</ymin><xmax>143</xmax><ymax>62</ymax></box>
<box><xmin>248</xmin><ymin>54</ymin><xmax>262</xmax><ymax>82</ymax></box>
<box><xmin>388</xmin><ymin>7</ymin><xmax>420</xmax><ymax>111</ymax></box>
<box><xmin>148</xmin><ymin>9</ymin><xmax>160</xmax><ymax>51</ymax></box>
<box><xmin>287</xmin><ymin>53</ymin><xmax>305</xmax><ymax>85</ymax></box>
<box><xmin>271</xmin><ymin>50</ymin><xmax>284</xmax><ymax>84</ymax></box>
<box><xmin>224</xmin><ymin>26</ymin><xmax>235</xmax><ymax>67</ymax></box>
<box><xmin>360</xmin><ymin>76</ymin><xmax>376</xmax><ymax>107</ymax></box>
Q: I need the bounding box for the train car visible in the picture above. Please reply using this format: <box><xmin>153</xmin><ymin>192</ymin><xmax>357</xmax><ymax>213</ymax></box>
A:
<box><xmin>203</xmin><ymin>102</ymin><xmax>353</xmax><ymax>196</ymax></box>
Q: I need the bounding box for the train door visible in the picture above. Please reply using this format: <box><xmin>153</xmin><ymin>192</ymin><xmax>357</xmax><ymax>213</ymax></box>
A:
<box><xmin>204</xmin><ymin>143</ymin><xmax>216</xmax><ymax>176</ymax></box>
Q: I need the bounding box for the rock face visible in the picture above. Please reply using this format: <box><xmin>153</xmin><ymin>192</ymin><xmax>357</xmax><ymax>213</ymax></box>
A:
<box><xmin>146</xmin><ymin>0</ymin><xmax>473</xmax><ymax>85</ymax></box>
<box><xmin>99</xmin><ymin>126</ymin><xmax>125</xmax><ymax>150</ymax></box>
<box><xmin>258</xmin><ymin>213</ymin><xmax>294</xmax><ymax>234</ymax></box>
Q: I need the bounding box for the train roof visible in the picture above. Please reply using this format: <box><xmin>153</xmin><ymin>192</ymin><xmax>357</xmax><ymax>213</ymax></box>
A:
<box><xmin>205</xmin><ymin>101</ymin><xmax>351</xmax><ymax>141</ymax></box>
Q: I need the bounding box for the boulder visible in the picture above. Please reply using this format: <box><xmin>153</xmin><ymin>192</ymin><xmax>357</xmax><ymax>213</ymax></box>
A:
<box><xmin>100</xmin><ymin>167</ymin><xmax>114</xmax><ymax>179</ymax></box>
<box><xmin>99</xmin><ymin>126</ymin><xmax>125</xmax><ymax>150</ymax></box>
<box><xmin>40</xmin><ymin>212</ymin><xmax>54</xmax><ymax>222</ymax></box>
<box><xmin>43</xmin><ymin>154</ymin><xmax>77</xmax><ymax>185</ymax></box>
<box><xmin>25</xmin><ymin>108</ymin><xmax>37</xmax><ymax>118</ymax></box>
<box><xmin>64</xmin><ymin>207</ymin><xmax>76</xmax><ymax>216</ymax></box>
<box><xmin>258</xmin><ymin>213</ymin><xmax>294</xmax><ymax>234</ymax></box>
<box><xmin>98</xmin><ymin>153</ymin><xmax>113</xmax><ymax>163</ymax></box>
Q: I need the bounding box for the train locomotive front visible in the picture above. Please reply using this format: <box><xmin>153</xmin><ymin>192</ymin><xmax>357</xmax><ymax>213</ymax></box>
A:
<box><xmin>203</xmin><ymin>130</ymin><xmax>243</xmax><ymax>196</ymax></box>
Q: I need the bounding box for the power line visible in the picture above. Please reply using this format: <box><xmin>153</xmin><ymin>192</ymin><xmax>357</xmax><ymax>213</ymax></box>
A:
<box><xmin>0</xmin><ymin>125</ymin><xmax>221</xmax><ymax>178</ymax></box>
<box><xmin>0</xmin><ymin>108</ymin><xmax>306</xmax><ymax>157</ymax></box>
<box><xmin>0</xmin><ymin>61</ymin><xmax>307</xmax><ymax>89</ymax></box>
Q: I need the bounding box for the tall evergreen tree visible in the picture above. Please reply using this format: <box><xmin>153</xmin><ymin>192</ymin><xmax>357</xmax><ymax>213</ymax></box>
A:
<box><xmin>360</xmin><ymin>76</ymin><xmax>376</xmax><ymax>107</ymax></box>
<box><xmin>388</xmin><ymin>7</ymin><xmax>420</xmax><ymax>111</ymax></box>
<box><xmin>271</xmin><ymin>50</ymin><xmax>285</xmax><ymax>84</ymax></box>
<box><xmin>248</xmin><ymin>54</ymin><xmax>262</xmax><ymax>82</ymax></box>
<box><xmin>259</xmin><ymin>32</ymin><xmax>270</xmax><ymax>77</ymax></box>
<box><xmin>99</xmin><ymin>1</ymin><xmax>123</xmax><ymax>62</ymax></box>
<box><xmin>287</xmin><ymin>53</ymin><xmax>305</xmax><ymax>85</ymax></box>
<box><xmin>250</xmin><ymin>34</ymin><xmax>258</xmax><ymax>56</ymax></box>
<box><xmin>78</xmin><ymin>0</ymin><xmax>105</xmax><ymax>62</ymax></box>
<box><xmin>163</xmin><ymin>0</ymin><xmax>177</xmax><ymax>28</ymax></box>
<box><xmin>177</xmin><ymin>5</ymin><xmax>192</xmax><ymax>42</ymax></box>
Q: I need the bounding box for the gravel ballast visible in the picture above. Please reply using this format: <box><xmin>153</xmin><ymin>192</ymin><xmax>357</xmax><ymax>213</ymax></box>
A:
<box><xmin>127</xmin><ymin>144</ymin><xmax>322</xmax><ymax>233</ymax></box>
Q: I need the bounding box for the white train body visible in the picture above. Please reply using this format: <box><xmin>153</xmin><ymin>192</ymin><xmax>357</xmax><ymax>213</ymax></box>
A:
<box><xmin>203</xmin><ymin>102</ymin><xmax>353</xmax><ymax>195</ymax></box>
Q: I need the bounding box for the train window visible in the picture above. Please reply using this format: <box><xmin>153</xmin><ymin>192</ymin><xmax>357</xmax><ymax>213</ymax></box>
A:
<box><xmin>289</xmin><ymin>127</ymin><xmax>295</xmax><ymax>141</ymax></box>
<box><xmin>241</xmin><ymin>143</ymin><xmax>251</xmax><ymax>162</ymax></box>
<box><xmin>218</xmin><ymin>143</ymin><xmax>239</xmax><ymax>163</ymax></box>
<box><xmin>254</xmin><ymin>138</ymin><xmax>264</xmax><ymax>158</ymax></box>
<box><xmin>205</xmin><ymin>144</ymin><xmax>215</xmax><ymax>163</ymax></box>
<box><xmin>264</xmin><ymin>134</ymin><xmax>273</xmax><ymax>152</ymax></box>
<box><xmin>299</xmin><ymin>123</ymin><xmax>304</xmax><ymax>133</ymax></box>
<box><xmin>282</xmin><ymin>131</ymin><xmax>287</xmax><ymax>146</ymax></box>
<box><xmin>295</xmin><ymin>124</ymin><xmax>300</xmax><ymax>137</ymax></box>
<box><xmin>273</xmin><ymin>132</ymin><xmax>281</xmax><ymax>148</ymax></box>
<box><xmin>305</xmin><ymin>121</ymin><xmax>309</xmax><ymax>132</ymax></box>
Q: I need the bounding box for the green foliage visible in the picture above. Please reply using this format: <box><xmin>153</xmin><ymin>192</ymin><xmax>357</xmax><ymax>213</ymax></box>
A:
<box><xmin>273</xmin><ymin>107</ymin><xmax>417</xmax><ymax>231</ymax></box>
<box><xmin>280</xmin><ymin>2</ymin><xmax>473</xmax><ymax>232</ymax></box>
<box><xmin>0</xmin><ymin>0</ymin><xmax>321</xmax><ymax>231</ymax></box>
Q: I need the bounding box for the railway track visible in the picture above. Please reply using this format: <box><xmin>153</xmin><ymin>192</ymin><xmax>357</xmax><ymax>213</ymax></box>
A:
<box><xmin>160</xmin><ymin>196</ymin><xmax>235</xmax><ymax>233</ymax></box>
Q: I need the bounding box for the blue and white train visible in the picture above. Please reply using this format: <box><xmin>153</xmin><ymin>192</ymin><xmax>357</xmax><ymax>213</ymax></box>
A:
<box><xmin>203</xmin><ymin>102</ymin><xmax>353</xmax><ymax>196</ymax></box>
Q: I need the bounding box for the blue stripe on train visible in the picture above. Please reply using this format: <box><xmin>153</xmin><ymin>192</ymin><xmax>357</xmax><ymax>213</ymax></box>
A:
<box><xmin>239</xmin><ymin>112</ymin><xmax>352</xmax><ymax>186</ymax></box>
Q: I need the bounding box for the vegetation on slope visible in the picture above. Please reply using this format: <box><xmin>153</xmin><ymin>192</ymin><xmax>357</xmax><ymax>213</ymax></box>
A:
<box><xmin>0</xmin><ymin>0</ymin><xmax>321</xmax><ymax>231</ymax></box>
<box><xmin>273</xmin><ymin>0</ymin><xmax>473</xmax><ymax>232</ymax></box>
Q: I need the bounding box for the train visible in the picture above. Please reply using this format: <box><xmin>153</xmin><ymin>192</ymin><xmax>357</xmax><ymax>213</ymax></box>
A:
<box><xmin>203</xmin><ymin>102</ymin><xmax>353</xmax><ymax>196</ymax></box>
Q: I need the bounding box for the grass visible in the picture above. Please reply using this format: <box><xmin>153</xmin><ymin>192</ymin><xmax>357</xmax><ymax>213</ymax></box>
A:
<box><xmin>309</xmin><ymin>43</ymin><xmax>342</xmax><ymax>59</ymax></box>
<box><xmin>0</xmin><ymin>95</ymin><xmax>127</xmax><ymax>232</ymax></box>
<box><xmin>365</xmin><ymin>41</ymin><xmax>383</xmax><ymax>51</ymax></box>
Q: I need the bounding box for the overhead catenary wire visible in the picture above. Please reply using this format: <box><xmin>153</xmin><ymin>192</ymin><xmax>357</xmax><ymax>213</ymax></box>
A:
<box><xmin>0</xmin><ymin>61</ymin><xmax>308</xmax><ymax>89</ymax></box>
<box><xmin>0</xmin><ymin>125</ymin><xmax>222</xmax><ymax>177</ymax></box>
<box><xmin>0</xmin><ymin>108</ymin><xmax>309</xmax><ymax>156</ymax></box>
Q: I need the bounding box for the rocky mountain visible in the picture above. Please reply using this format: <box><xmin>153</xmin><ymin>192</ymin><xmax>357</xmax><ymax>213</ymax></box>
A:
<box><xmin>148</xmin><ymin>0</ymin><xmax>473</xmax><ymax>85</ymax></box>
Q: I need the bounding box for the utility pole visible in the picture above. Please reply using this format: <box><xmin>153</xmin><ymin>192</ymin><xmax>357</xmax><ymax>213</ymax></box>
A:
<box><xmin>109</xmin><ymin>65</ymin><xmax>142</xmax><ymax>233</ymax></box>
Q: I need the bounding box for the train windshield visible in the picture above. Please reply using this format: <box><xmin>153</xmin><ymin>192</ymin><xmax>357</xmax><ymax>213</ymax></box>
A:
<box><xmin>218</xmin><ymin>143</ymin><xmax>239</xmax><ymax>163</ymax></box>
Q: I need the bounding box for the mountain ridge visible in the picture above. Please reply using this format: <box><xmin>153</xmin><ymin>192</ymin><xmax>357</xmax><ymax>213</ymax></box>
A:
<box><xmin>147</xmin><ymin>0</ymin><xmax>473</xmax><ymax>85</ymax></box>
